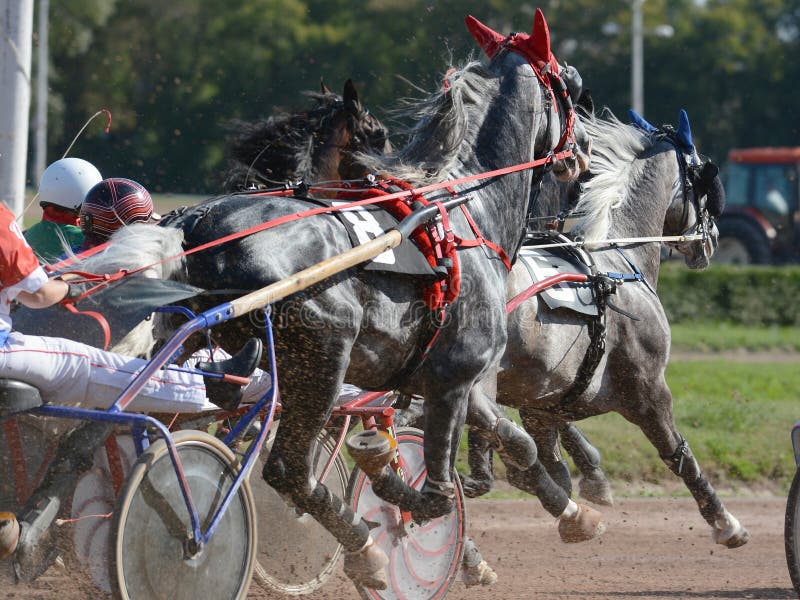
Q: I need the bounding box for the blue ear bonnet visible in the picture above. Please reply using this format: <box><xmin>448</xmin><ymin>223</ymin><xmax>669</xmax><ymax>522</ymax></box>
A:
<box><xmin>628</xmin><ymin>108</ymin><xmax>697</xmax><ymax>156</ymax></box>
<box><xmin>675</xmin><ymin>109</ymin><xmax>695</xmax><ymax>155</ymax></box>
<box><xmin>628</xmin><ymin>109</ymin><xmax>657</xmax><ymax>133</ymax></box>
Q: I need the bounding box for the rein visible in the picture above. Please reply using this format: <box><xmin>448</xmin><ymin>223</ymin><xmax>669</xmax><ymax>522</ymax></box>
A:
<box><xmin>519</xmin><ymin>232</ymin><xmax>704</xmax><ymax>250</ymax></box>
<box><xmin>54</xmin><ymin>148</ymin><xmax>574</xmax><ymax>295</ymax></box>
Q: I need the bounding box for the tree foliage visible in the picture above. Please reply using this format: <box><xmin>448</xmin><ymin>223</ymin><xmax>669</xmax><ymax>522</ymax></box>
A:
<box><xmin>34</xmin><ymin>0</ymin><xmax>800</xmax><ymax>193</ymax></box>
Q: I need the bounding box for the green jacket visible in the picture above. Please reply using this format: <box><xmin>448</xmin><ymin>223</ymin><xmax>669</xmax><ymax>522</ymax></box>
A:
<box><xmin>24</xmin><ymin>220</ymin><xmax>84</xmax><ymax>263</ymax></box>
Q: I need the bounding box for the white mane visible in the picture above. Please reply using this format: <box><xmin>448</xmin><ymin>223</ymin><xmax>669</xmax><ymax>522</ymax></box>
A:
<box><xmin>570</xmin><ymin>110</ymin><xmax>652</xmax><ymax>244</ymax></box>
<box><xmin>71</xmin><ymin>223</ymin><xmax>185</xmax><ymax>356</ymax></box>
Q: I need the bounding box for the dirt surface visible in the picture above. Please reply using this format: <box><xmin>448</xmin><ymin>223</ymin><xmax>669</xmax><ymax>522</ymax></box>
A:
<box><xmin>6</xmin><ymin>495</ymin><xmax>794</xmax><ymax>600</ymax></box>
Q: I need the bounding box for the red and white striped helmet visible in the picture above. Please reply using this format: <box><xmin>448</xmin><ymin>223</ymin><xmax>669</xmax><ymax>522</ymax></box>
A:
<box><xmin>80</xmin><ymin>178</ymin><xmax>160</xmax><ymax>244</ymax></box>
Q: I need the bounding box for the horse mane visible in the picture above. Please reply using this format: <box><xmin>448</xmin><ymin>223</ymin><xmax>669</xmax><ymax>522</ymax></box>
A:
<box><xmin>356</xmin><ymin>60</ymin><xmax>493</xmax><ymax>185</ymax></box>
<box><xmin>570</xmin><ymin>110</ymin><xmax>652</xmax><ymax>243</ymax></box>
<box><xmin>221</xmin><ymin>91</ymin><xmax>345</xmax><ymax>191</ymax></box>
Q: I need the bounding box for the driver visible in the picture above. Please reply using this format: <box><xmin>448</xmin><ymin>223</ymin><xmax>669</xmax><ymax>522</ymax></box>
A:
<box><xmin>79</xmin><ymin>177</ymin><xmax>161</xmax><ymax>249</ymax></box>
<box><xmin>0</xmin><ymin>201</ymin><xmax>262</xmax><ymax>581</ymax></box>
<box><xmin>24</xmin><ymin>158</ymin><xmax>102</xmax><ymax>262</ymax></box>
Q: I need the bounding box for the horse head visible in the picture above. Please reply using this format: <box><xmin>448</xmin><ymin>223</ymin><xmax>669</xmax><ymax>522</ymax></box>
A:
<box><xmin>631</xmin><ymin>109</ymin><xmax>725</xmax><ymax>269</ymax></box>
<box><xmin>330</xmin><ymin>79</ymin><xmax>392</xmax><ymax>181</ymax></box>
<box><xmin>222</xmin><ymin>79</ymin><xmax>390</xmax><ymax>189</ymax></box>
<box><xmin>466</xmin><ymin>10</ymin><xmax>591</xmax><ymax>183</ymax></box>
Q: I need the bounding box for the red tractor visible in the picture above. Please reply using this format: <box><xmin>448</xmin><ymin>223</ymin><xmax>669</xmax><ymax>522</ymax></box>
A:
<box><xmin>716</xmin><ymin>147</ymin><xmax>800</xmax><ymax>264</ymax></box>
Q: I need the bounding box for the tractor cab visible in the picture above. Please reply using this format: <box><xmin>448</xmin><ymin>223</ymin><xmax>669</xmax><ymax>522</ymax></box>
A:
<box><xmin>717</xmin><ymin>147</ymin><xmax>800</xmax><ymax>264</ymax></box>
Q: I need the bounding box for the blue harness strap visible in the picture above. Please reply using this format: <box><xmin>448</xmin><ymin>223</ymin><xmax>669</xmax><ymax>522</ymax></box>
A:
<box><xmin>0</xmin><ymin>330</ymin><xmax>8</xmax><ymax>347</ymax></box>
<box><xmin>608</xmin><ymin>246</ymin><xmax>657</xmax><ymax>296</ymax></box>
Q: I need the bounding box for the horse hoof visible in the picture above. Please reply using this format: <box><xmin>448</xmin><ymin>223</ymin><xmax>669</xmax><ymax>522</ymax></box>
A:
<box><xmin>343</xmin><ymin>538</ymin><xmax>389</xmax><ymax>590</ymax></box>
<box><xmin>461</xmin><ymin>475</ymin><xmax>492</xmax><ymax>499</ymax></box>
<box><xmin>578</xmin><ymin>475</ymin><xmax>614</xmax><ymax>506</ymax></box>
<box><xmin>712</xmin><ymin>512</ymin><xmax>750</xmax><ymax>548</ymax></box>
<box><xmin>462</xmin><ymin>559</ymin><xmax>498</xmax><ymax>587</ymax></box>
<box><xmin>558</xmin><ymin>504</ymin><xmax>606</xmax><ymax>543</ymax></box>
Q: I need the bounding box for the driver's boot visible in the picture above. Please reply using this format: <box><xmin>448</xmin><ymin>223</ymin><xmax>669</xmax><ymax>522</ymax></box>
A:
<box><xmin>198</xmin><ymin>338</ymin><xmax>263</xmax><ymax>411</ymax></box>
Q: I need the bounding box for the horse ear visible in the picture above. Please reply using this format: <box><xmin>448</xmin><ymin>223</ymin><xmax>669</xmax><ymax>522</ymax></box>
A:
<box><xmin>676</xmin><ymin>109</ymin><xmax>696</xmax><ymax>155</ymax></box>
<box><xmin>530</xmin><ymin>8</ymin><xmax>552</xmax><ymax>64</ymax></box>
<box><xmin>343</xmin><ymin>79</ymin><xmax>361</xmax><ymax>113</ymax></box>
<box><xmin>576</xmin><ymin>89</ymin><xmax>595</xmax><ymax>117</ymax></box>
<box><xmin>465</xmin><ymin>15</ymin><xmax>505</xmax><ymax>58</ymax></box>
<box><xmin>320</xmin><ymin>78</ymin><xmax>332</xmax><ymax>95</ymax></box>
<box><xmin>628</xmin><ymin>109</ymin><xmax>657</xmax><ymax>133</ymax></box>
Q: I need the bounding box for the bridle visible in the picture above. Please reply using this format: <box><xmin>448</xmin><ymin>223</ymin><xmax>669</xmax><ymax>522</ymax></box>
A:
<box><xmin>655</xmin><ymin>126</ymin><xmax>719</xmax><ymax>259</ymax></box>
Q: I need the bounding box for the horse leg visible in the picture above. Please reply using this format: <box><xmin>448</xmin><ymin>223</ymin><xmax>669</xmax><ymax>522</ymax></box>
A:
<box><xmin>461</xmin><ymin>384</ymin><xmax>503</xmax><ymax>498</ymax></box>
<box><xmin>465</xmin><ymin>389</ymin><xmax>605</xmax><ymax>543</ymax></box>
<box><xmin>11</xmin><ymin>421</ymin><xmax>112</xmax><ymax>582</ymax></box>
<box><xmin>392</xmin><ymin>394</ymin><xmax>425</xmax><ymax>429</ymax></box>
<box><xmin>357</xmin><ymin>384</ymin><xmax>467</xmax><ymax>521</ymax></box>
<box><xmin>518</xmin><ymin>411</ymin><xmax>573</xmax><ymax>497</ymax></box>
<box><xmin>623</xmin><ymin>393</ymin><xmax>750</xmax><ymax>548</ymax></box>
<box><xmin>462</xmin><ymin>428</ymin><xmax>494</xmax><ymax>498</ymax></box>
<box><xmin>263</xmin><ymin>358</ymin><xmax>388</xmax><ymax>588</ymax></box>
<box><xmin>559</xmin><ymin>422</ymin><xmax>614</xmax><ymax>506</ymax></box>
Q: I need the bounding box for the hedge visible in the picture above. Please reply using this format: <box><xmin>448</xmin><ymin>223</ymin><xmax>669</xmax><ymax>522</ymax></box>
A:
<box><xmin>657</xmin><ymin>263</ymin><xmax>800</xmax><ymax>325</ymax></box>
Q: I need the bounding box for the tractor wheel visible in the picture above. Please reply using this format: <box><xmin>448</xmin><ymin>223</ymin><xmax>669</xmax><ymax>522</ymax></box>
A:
<box><xmin>715</xmin><ymin>219</ymin><xmax>771</xmax><ymax>264</ymax></box>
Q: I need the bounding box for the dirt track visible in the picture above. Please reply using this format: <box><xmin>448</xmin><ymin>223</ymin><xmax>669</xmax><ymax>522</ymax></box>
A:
<box><xmin>10</xmin><ymin>494</ymin><xmax>792</xmax><ymax>600</ymax></box>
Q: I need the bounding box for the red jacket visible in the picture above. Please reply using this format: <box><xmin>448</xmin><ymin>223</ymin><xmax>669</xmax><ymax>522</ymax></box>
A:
<box><xmin>0</xmin><ymin>205</ymin><xmax>40</xmax><ymax>289</ymax></box>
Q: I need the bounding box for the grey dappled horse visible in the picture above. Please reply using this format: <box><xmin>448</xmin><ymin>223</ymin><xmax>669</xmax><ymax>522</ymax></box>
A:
<box><xmin>116</xmin><ymin>12</ymin><xmax>592</xmax><ymax>587</ymax></box>
<box><xmin>466</xmin><ymin>108</ymin><xmax>749</xmax><ymax>550</ymax></box>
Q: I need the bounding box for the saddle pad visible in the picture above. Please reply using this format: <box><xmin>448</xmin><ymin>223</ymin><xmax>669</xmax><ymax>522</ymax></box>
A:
<box><xmin>517</xmin><ymin>247</ymin><xmax>598</xmax><ymax>316</ymax></box>
<box><xmin>307</xmin><ymin>198</ymin><xmax>437</xmax><ymax>278</ymax></box>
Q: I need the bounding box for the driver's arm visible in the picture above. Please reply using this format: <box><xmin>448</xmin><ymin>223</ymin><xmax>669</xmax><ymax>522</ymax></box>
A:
<box><xmin>15</xmin><ymin>278</ymin><xmax>69</xmax><ymax>309</ymax></box>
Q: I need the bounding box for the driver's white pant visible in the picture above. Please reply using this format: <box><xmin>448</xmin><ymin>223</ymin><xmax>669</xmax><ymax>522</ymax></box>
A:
<box><xmin>0</xmin><ymin>331</ymin><xmax>215</xmax><ymax>413</ymax></box>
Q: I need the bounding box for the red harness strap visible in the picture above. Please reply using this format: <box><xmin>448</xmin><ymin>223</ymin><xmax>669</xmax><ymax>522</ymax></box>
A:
<box><xmin>63</xmin><ymin>302</ymin><xmax>111</xmax><ymax>351</ymax></box>
<box><xmin>455</xmin><ymin>204</ymin><xmax>512</xmax><ymax>272</ymax></box>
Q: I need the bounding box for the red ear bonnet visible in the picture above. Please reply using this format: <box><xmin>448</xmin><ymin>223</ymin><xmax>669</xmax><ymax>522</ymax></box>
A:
<box><xmin>529</xmin><ymin>8</ymin><xmax>555</xmax><ymax>69</ymax></box>
<box><xmin>465</xmin><ymin>9</ymin><xmax>559</xmax><ymax>75</ymax></box>
<box><xmin>465</xmin><ymin>15</ymin><xmax>505</xmax><ymax>58</ymax></box>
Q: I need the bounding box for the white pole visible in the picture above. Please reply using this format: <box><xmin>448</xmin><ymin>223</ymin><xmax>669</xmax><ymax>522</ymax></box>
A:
<box><xmin>631</xmin><ymin>0</ymin><xmax>645</xmax><ymax>115</ymax></box>
<box><xmin>0</xmin><ymin>0</ymin><xmax>34</xmax><ymax>220</ymax></box>
<box><xmin>34</xmin><ymin>0</ymin><xmax>49</xmax><ymax>184</ymax></box>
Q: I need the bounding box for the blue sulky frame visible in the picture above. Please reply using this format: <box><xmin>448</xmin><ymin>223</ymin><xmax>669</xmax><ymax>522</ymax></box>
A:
<box><xmin>32</xmin><ymin>301</ymin><xmax>279</xmax><ymax>550</ymax></box>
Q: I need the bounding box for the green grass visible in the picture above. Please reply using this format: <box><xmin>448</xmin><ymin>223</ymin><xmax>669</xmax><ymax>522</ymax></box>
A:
<box><xmin>671</xmin><ymin>321</ymin><xmax>800</xmax><ymax>352</ymax></box>
<box><xmin>458</xmin><ymin>359</ymin><xmax>800</xmax><ymax>497</ymax></box>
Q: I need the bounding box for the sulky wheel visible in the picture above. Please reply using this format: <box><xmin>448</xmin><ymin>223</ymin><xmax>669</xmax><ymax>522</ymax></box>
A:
<box><xmin>785</xmin><ymin>467</ymin><xmax>800</xmax><ymax>596</ymax></box>
<box><xmin>347</xmin><ymin>427</ymin><xmax>465</xmax><ymax>600</ymax></box>
<box><xmin>109</xmin><ymin>430</ymin><xmax>256</xmax><ymax>600</ymax></box>
<box><xmin>252</xmin><ymin>429</ymin><xmax>348</xmax><ymax>595</ymax></box>
<box><xmin>71</xmin><ymin>432</ymin><xmax>138</xmax><ymax>594</ymax></box>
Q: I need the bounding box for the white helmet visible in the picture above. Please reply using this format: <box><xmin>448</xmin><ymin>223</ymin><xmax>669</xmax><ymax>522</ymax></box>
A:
<box><xmin>38</xmin><ymin>157</ymin><xmax>102</xmax><ymax>211</ymax></box>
